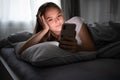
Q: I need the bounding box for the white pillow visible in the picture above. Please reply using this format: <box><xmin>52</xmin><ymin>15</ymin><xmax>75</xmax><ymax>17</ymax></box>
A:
<box><xmin>15</xmin><ymin>41</ymin><xmax>97</xmax><ymax>67</ymax></box>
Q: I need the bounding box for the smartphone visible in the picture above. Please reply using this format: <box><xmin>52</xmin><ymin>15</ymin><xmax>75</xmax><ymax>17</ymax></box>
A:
<box><xmin>60</xmin><ymin>23</ymin><xmax>76</xmax><ymax>39</ymax></box>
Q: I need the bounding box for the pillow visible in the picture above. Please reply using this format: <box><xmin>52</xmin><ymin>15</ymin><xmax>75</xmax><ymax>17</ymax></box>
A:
<box><xmin>7</xmin><ymin>31</ymin><xmax>32</xmax><ymax>43</ymax></box>
<box><xmin>0</xmin><ymin>31</ymin><xmax>32</xmax><ymax>48</ymax></box>
<box><xmin>15</xmin><ymin>41</ymin><xmax>97</xmax><ymax>67</ymax></box>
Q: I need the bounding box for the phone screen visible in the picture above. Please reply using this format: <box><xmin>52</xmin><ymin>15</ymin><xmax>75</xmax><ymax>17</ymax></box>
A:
<box><xmin>60</xmin><ymin>23</ymin><xmax>76</xmax><ymax>39</ymax></box>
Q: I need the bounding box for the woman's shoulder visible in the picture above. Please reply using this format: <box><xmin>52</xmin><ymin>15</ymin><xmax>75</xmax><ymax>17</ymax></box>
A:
<box><xmin>66</xmin><ymin>16</ymin><xmax>84</xmax><ymax>23</ymax></box>
<box><xmin>65</xmin><ymin>16</ymin><xmax>84</xmax><ymax>28</ymax></box>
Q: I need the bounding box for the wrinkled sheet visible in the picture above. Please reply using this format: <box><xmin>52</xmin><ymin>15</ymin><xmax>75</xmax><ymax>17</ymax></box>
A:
<box><xmin>1</xmin><ymin>47</ymin><xmax>120</xmax><ymax>80</ymax></box>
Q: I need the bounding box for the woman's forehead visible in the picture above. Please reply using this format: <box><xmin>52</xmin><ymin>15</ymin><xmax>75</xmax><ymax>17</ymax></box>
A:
<box><xmin>44</xmin><ymin>8</ymin><xmax>61</xmax><ymax>18</ymax></box>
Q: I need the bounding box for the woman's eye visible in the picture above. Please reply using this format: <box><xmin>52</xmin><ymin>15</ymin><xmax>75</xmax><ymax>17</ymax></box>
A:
<box><xmin>48</xmin><ymin>19</ymin><xmax>53</xmax><ymax>22</ymax></box>
<box><xmin>58</xmin><ymin>14</ymin><xmax>61</xmax><ymax>17</ymax></box>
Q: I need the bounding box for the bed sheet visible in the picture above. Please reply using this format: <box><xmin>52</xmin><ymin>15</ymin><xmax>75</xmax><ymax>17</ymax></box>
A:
<box><xmin>1</xmin><ymin>48</ymin><xmax>120</xmax><ymax>80</ymax></box>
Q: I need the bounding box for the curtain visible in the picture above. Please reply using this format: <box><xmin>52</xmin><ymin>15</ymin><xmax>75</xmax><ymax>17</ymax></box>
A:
<box><xmin>0</xmin><ymin>0</ymin><xmax>32</xmax><ymax>22</ymax></box>
<box><xmin>60</xmin><ymin>0</ymin><xmax>120</xmax><ymax>24</ymax></box>
<box><xmin>0</xmin><ymin>0</ymin><xmax>33</xmax><ymax>40</ymax></box>
<box><xmin>61</xmin><ymin>0</ymin><xmax>80</xmax><ymax>20</ymax></box>
<box><xmin>110</xmin><ymin>0</ymin><xmax>120</xmax><ymax>22</ymax></box>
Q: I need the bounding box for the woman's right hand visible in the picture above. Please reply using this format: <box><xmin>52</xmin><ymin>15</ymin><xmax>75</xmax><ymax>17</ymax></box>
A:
<box><xmin>19</xmin><ymin>16</ymin><xmax>50</xmax><ymax>55</ymax></box>
<box><xmin>38</xmin><ymin>15</ymin><xmax>49</xmax><ymax>31</ymax></box>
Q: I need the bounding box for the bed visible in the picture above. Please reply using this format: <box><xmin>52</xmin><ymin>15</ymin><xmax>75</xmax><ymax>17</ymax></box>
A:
<box><xmin>1</xmin><ymin>21</ymin><xmax>120</xmax><ymax>80</ymax></box>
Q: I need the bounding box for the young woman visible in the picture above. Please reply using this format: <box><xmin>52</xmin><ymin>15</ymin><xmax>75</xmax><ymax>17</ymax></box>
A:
<box><xmin>19</xmin><ymin>2</ymin><xmax>96</xmax><ymax>55</ymax></box>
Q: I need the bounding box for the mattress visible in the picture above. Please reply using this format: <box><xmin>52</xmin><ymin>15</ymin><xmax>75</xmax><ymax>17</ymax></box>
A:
<box><xmin>1</xmin><ymin>48</ymin><xmax>120</xmax><ymax>80</ymax></box>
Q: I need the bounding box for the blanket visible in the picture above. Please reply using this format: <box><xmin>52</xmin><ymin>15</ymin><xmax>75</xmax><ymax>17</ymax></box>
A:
<box><xmin>87</xmin><ymin>24</ymin><xmax>120</xmax><ymax>49</ymax></box>
<box><xmin>98</xmin><ymin>41</ymin><xmax>120</xmax><ymax>58</ymax></box>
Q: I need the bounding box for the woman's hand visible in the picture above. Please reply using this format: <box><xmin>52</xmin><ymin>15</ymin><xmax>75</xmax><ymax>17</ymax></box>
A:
<box><xmin>59</xmin><ymin>36</ymin><xmax>79</xmax><ymax>53</ymax></box>
<box><xmin>38</xmin><ymin>15</ymin><xmax>49</xmax><ymax>31</ymax></box>
<box><xmin>19</xmin><ymin>16</ymin><xmax>50</xmax><ymax>55</ymax></box>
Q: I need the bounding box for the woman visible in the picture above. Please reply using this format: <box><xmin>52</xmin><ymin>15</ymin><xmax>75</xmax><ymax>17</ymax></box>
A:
<box><xmin>19</xmin><ymin>2</ymin><xmax>96</xmax><ymax>55</ymax></box>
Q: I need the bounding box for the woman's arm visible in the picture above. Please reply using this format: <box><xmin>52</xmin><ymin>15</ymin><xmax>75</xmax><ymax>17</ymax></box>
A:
<box><xmin>78</xmin><ymin>23</ymin><xmax>96</xmax><ymax>51</ymax></box>
<box><xmin>19</xmin><ymin>29</ymin><xmax>48</xmax><ymax>55</ymax></box>
<box><xmin>59</xmin><ymin>23</ymin><xmax>96</xmax><ymax>52</ymax></box>
<box><xmin>19</xmin><ymin>16</ymin><xmax>49</xmax><ymax>55</ymax></box>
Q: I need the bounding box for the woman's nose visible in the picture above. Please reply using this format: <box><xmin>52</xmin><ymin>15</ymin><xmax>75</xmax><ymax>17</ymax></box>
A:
<box><xmin>54</xmin><ymin>18</ymin><xmax>59</xmax><ymax>23</ymax></box>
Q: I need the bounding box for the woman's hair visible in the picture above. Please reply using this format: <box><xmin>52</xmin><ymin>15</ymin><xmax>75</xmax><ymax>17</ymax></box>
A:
<box><xmin>34</xmin><ymin>2</ymin><xmax>62</xmax><ymax>34</ymax></box>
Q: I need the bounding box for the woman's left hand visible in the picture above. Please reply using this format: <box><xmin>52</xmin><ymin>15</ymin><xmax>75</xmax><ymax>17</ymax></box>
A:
<box><xmin>59</xmin><ymin>37</ymin><xmax>79</xmax><ymax>53</ymax></box>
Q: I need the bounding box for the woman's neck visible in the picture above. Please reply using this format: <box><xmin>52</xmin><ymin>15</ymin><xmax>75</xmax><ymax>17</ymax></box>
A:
<box><xmin>51</xmin><ymin>31</ymin><xmax>60</xmax><ymax>40</ymax></box>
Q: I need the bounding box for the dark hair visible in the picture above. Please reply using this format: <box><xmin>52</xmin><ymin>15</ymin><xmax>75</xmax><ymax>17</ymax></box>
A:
<box><xmin>34</xmin><ymin>2</ymin><xmax>62</xmax><ymax>34</ymax></box>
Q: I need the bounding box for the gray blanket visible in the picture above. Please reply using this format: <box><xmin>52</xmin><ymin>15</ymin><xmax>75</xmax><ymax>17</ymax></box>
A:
<box><xmin>87</xmin><ymin>24</ymin><xmax>120</xmax><ymax>49</ymax></box>
<box><xmin>98</xmin><ymin>41</ymin><xmax>120</xmax><ymax>58</ymax></box>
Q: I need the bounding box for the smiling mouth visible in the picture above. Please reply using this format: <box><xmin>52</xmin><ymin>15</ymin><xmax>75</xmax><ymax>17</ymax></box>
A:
<box><xmin>56</xmin><ymin>25</ymin><xmax>61</xmax><ymax>28</ymax></box>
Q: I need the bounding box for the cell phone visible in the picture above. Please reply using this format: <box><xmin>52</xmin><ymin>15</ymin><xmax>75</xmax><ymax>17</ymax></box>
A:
<box><xmin>60</xmin><ymin>23</ymin><xmax>76</xmax><ymax>39</ymax></box>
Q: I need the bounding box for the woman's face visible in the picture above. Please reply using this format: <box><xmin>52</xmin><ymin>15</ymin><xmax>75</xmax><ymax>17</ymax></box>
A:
<box><xmin>44</xmin><ymin>7</ymin><xmax>64</xmax><ymax>35</ymax></box>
